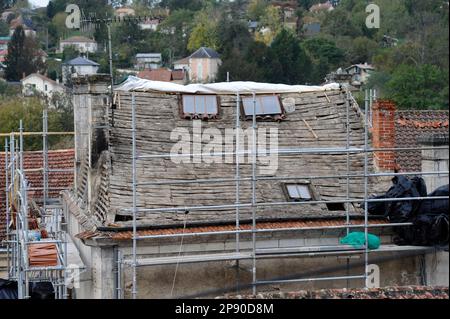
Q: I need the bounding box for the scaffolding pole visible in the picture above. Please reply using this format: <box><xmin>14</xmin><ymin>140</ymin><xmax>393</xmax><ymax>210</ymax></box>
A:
<box><xmin>131</xmin><ymin>93</ymin><xmax>138</xmax><ymax>299</ymax></box>
<box><xmin>114</xmin><ymin>88</ymin><xmax>450</xmax><ymax>299</ymax></box>
<box><xmin>364</xmin><ymin>89</ymin><xmax>370</xmax><ymax>288</ymax></box>
<box><xmin>4</xmin><ymin>123</ymin><xmax>71</xmax><ymax>299</ymax></box>
<box><xmin>234</xmin><ymin>92</ymin><xmax>241</xmax><ymax>294</ymax></box>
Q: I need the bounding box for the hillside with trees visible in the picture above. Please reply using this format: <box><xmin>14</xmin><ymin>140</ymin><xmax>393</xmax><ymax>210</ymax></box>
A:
<box><xmin>1</xmin><ymin>0</ymin><xmax>449</xmax><ymax>110</ymax></box>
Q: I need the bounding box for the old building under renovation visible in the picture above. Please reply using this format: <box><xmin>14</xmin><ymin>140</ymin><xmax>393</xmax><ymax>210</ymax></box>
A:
<box><xmin>1</xmin><ymin>74</ymin><xmax>448</xmax><ymax>299</ymax></box>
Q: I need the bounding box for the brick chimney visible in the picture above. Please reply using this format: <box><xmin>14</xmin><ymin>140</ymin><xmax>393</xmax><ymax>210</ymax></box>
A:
<box><xmin>371</xmin><ymin>100</ymin><xmax>397</xmax><ymax>171</ymax></box>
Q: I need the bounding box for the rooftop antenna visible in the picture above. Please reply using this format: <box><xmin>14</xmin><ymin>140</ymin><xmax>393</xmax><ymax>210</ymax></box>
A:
<box><xmin>79</xmin><ymin>11</ymin><xmax>163</xmax><ymax>103</ymax></box>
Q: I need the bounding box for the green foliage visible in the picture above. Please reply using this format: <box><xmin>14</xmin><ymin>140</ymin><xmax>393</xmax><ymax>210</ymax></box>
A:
<box><xmin>303</xmin><ymin>37</ymin><xmax>345</xmax><ymax>83</ymax></box>
<box><xmin>1</xmin><ymin>0</ymin><xmax>17</xmax><ymax>11</ymax></box>
<box><xmin>187</xmin><ymin>7</ymin><xmax>219</xmax><ymax>51</ymax></box>
<box><xmin>5</xmin><ymin>26</ymin><xmax>47</xmax><ymax>81</ymax></box>
<box><xmin>0</xmin><ymin>96</ymin><xmax>73</xmax><ymax>151</ymax></box>
<box><xmin>385</xmin><ymin>64</ymin><xmax>448</xmax><ymax>110</ymax></box>
<box><xmin>0</xmin><ymin>80</ymin><xmax>20</xmax><ymax>96</ymax></box>
<box><xmin>0</xmin><ymin>20</ymin><xmax>9</xmax><ymax>36</ymax></box>
<box><xmin>46</xmin><ymin>1</ymin><xmax>56</xmax><ymax>19</ymax></box>
<box><xmin>159</xmin><ymin>0</ymin><xmax>204</xmax><ymax>12</ymax></box>
<box><xmin>247</xmin><ymin>0</ymin><xmax>268</xmax><ymax>21</ymax></box>
<box><xmin>265</xmin><ymin>29</ymin><xmax>312</xmax><ymax>84</ymax></box>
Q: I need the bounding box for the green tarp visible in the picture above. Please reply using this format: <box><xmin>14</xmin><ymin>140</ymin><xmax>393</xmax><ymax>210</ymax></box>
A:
<box><xmin>340</xmin><ymin>232</ymin><xmax>381</xmax><ymax>250</ymax></box>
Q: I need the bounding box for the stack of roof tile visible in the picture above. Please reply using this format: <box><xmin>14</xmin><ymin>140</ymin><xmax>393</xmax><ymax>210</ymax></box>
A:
<box><xmin>28</xmin><ymin>243</ymin><xmax>58</xmax><ymax>267</ymax></box>
<box><xmin>0</xmin><ymin>149</ymin><xmax>75</xmax><ymax>242</ymax></box>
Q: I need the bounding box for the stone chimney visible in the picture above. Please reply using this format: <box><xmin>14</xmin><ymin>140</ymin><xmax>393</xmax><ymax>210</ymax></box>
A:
<box><xmin>72</xmin><ymin>74</ymin><xmax>111</xmax><ymax>196</ymax></box>
<box><xmin>418</xmin><ymin>134</ymin><xmax>449</xmax><ymax>191</ymax></box>
<box><xmin>371</xmin><ymin>100</ymin><xmax>397</xmax><ymax>171</ymax></box>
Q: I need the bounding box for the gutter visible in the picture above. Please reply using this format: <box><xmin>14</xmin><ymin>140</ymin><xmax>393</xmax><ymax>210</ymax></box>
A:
<box><xmin>96</xmin><ymin>215</ymin><xmax>387</xmax><ymax>233</ymax></box>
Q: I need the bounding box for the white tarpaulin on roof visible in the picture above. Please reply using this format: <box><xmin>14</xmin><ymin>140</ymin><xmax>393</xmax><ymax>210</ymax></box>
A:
<box><xmin>115</xmin><ymin>76</ymin><xmax>341</xmax><ymax>94</ymax></box>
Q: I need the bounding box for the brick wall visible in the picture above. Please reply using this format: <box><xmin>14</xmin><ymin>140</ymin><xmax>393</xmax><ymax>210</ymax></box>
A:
<box><xmin>371</xmin><ymin>100</ymin><xmax>397</xmax><ymax>171</ymax></box>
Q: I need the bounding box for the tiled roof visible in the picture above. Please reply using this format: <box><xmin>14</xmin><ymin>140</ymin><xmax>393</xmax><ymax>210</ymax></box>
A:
<box><xmin>76</xmin><ymin>218</ymin><xmax>388</xmax><ymax>241</ymax></box>
<box><xmin>394</xmin><ymin>110</ymin><xmax>449</xmax><ymax>172</ymax></box>
<box><xmin>138</xmin><ymin>69</ymin><xmax>172</xmax><ymax>82</ymax></box>
<box><xmin>138</xmin><ymin>68</ymin><xmax>186</xmax><ymax>82</ymax></box>
<box><xmin>63</xmin><ymin>57</ymin><xmax>99</xmax><ymax>66</ymax></box>
<box><xmin>189</xmin><ymin>47</ymin><xmax>220</xmax><ymax>59</ymax></box>
<box><xmin>0</xmin><ymin>149</ymin><xmax>75</xmax><ymax>242</ymax></box>
<box><xmin>173</xmin><ymin>57</ymin><xmax>189</xmax><ymax>65</ymax></box>
<box><xmin>9</xmin><ymin>16</ymin><xmax>34</xmax><ymax>30</ymax></box>
<box><xmin>223</xmin><ymin>286</ymin><xmax>449</xmax><ymax>299</ymax></box>
<box><xmin>171</xmin><ymin>69</ymin><xmax>185</xmax><ymax>81</ymax></box>
<box><xmin>21</xmin><ymin>73</ymin><xmax>64</xmax><ymax>89</ymax></box>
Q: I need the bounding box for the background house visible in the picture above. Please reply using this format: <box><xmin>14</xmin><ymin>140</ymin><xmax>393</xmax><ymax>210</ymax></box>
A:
<box><xmin>186</xmin><ymin>47</ymin><xmax>221</xmax><ymax>83</ymax></box>
<box><xmin>344</xmin><ymin>63</ymin><xmax>375</xmax><ymax>88</ymax></box>
<box><xmin>62</xmin><ymin>57</ymin><xmax>99</xmax><ymax>84</ymax></box>
<box><xmin>173</xmin><ymin>57</ymin><xmax>189</xmax><ymax>71</ymax></box>
<box><xmin>59</xmin><ymin>36</ymin><xmax>98</xmax><ymax>54</ymax></box>
<box><xmin>139</xmin><ymin>18</ymin><xmax>160</xmax><ymax>31</ymax></box>
<box><xmin>21</xmin><ymin>73</ymin><xmax>65</xmax><ymax>98</ymax></box>
<box><xmin>9</xmin><ymin>16</ymin><xmax>36</xmax><ymax>37</ymax></box>
<box><xmin>114</xmin><ymin>7</ymin><xmax>136</xmax><ymax>18</ymax></box>
<box><xmin>135</xmin><ymin>53</ymin><xmax>162</xmax><ymax>70</ymax></box>
<box><xmin>0</xmin><ymin>37</ymin><xmax>10</xmax><ymax>51</ymax></box>
<box><xmin>310</xmin><ymin>1</ymin><xmax>334</xmax><ymax>13</ymax></box>
<box><xmin>1</xmin><ymin>9</ymin><xmax>15</xmax><ymax>22</ymax></box>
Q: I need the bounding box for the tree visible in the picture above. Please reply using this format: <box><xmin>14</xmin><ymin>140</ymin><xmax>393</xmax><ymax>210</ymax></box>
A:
<box><xmin>5</xmin><ymin>26</ymin><xmax>47</xmax><ymax>81</ymax></box>
<box><xmin>46</xmin><ymin>1</ymin><xmax>56</xmax><ymax>19</ymax></box>
<box><xmin>159</xmin><ymin>0</ymin><xmax>204</xmax><ymax>12</ymax></box>
<box><xmin>346</xmin><ymin>36</ymin><xmax>378</xmax><ymax>64</ymax></box>
<box><xmin>1</xmin><ymin>0</ymin><xmax>16</xmax><ymax>11</ymax></box>
<box><xmin>0</xmin><ymin>95</ymin><xmax>73</xmax><ymax>150</ymax></box>
<box><xmin>187</xmin><ymin>8</ymin><xmax>219</xmax><ymax>51</ymax></box>
<box><xmin>297</xmin><ymin>0</ymin><xmax>321</xmax><ymax>10</ymax></box>
<box><xmin>304</xmin><ymin>37</ymin><xmax>345</xmax><ymax>84</ymax></box>
<box><xmin>265</xmin><ymin>29</ymin><xmax>312</xmax><ymax>84</ymax></box>
<box><xmin>247</xmin><ymin>0</ymin><xmax>268</xmax><ymax>21</ymax></box>
<box><xmin>256</xmin><ymin>5</ymin><xmax>283</xmax><ymax>45</ymax></box>
<box><xmin>385</xmin><ymin>64</ymin><xmax>448</xmax><ymax>110</ymax></box>
<box><xmin>0</xmin><ymin>20</ymin><xmax>9</xmax><ymax>36</ymax></box>
<box><xmin>216</xmin><ymin>16</ymin><xmax>252</xmax><ymax>56</ymax></box>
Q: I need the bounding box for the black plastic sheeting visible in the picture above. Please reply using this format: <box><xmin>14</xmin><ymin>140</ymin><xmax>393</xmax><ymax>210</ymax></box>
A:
<box><xmin>368</xmin><ymin>176</ymin><xmax>449</xmax><ymax>247</ymax></box>
<box><xmin>0</xmin><ymin>279</ymin><xmax>18</xmax><ymax>300</ymax></box>
<box><xmin>0</xmin><ymin>279</ymin><xmax>55</xmax><ymax>299</ymax></box>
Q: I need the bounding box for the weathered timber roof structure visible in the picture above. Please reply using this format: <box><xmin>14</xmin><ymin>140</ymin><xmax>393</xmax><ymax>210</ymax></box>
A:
<box><xmin>67</xmin><ymin>77</ymin><xmax>376</xmax><ymax>239</ymax></box>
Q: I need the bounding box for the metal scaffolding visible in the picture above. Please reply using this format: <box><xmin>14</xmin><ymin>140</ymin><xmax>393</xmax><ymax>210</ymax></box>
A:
<box><xmin>115</xmin><ymin>88</ymin><xmax>448</xmax><ymax>299</ymax></box>
<box><xmin>3</xmin><ymin>111</ymin><xmax>74</xmax><ymax>299</ymax></box>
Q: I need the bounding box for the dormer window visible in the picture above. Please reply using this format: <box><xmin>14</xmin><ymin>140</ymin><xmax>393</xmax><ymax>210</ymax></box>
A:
<box><xmin>283</xmin><ymin>182</ymin><xmax>316</xmax><ymax>202</ymax></box>
<box><xmin>242</xmin><ymin>95</ymin><xmax>285</xmax><ymax>121</ymax></box>
<box><xmin>181</xmin><ymin>95</ymin><xmax>219</xmax><ymax>120</ymax></box>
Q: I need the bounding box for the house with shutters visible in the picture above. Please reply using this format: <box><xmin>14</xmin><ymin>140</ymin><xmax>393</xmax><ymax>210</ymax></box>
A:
<box><xmin>174</xmin><ymin>47</ymin><xmax>222</xmax><ymax>84</ymax></box>
<box><xmin>58</xmin><ymin>36</ymin><xmax>98</xmax><ymax>54</ymax></box>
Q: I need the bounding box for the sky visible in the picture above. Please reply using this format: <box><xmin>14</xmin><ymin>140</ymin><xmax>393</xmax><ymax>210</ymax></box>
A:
<box><xmin>29</xmin><ymin>0</ymin><xmax>50</xmax><ymax>8</ymax></box>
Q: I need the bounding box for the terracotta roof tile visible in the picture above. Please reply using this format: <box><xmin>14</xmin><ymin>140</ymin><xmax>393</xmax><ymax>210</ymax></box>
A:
<box><xmin>223</xmin><ymin>286</ymin><xmax>449</xmax><ymax>299</ymax></box>
<box><xmin>394</xmin><ymin>110</ymin><xmax>449</xmax><ymax>172</ymax></box>
<box><xmin>77</xmin><ymin>219</ymin><xmax>388</xmax><ymax>241</ymax></box>
<box><xmin>0</xmin><ymin>149</ymin><xmax>74</xmax><ymax>242</ymax></box>
<box><xmin>138</xmin><ymin>69</ymin><xmax>173</xmax><ymax>82</ymax></box>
